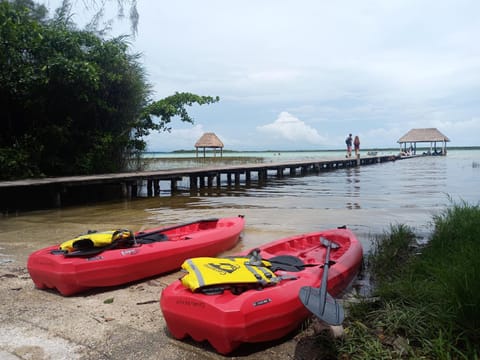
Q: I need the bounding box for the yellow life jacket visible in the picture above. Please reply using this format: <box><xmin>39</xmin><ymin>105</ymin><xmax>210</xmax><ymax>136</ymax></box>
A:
<box><xmin>59</xmin><ymin>230</ymin><xmax>132</xmax><ymax>253</ymax></box>
<box><xmin>180</xmin><ymin>257</ymin><xmax>278</xmax><ymax>291</ymax></box>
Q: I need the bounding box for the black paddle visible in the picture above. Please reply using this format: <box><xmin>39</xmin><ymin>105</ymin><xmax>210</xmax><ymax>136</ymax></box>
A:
<box><xmin>52</xmin><ymin>218</ymin><xmax>220</xmax><ymax>257</ymax></box>
<box><xmin>298</xmin><ymin>237</ymin><xmax>345</xmax><ymax>325</ymax></box>
<box><xmin>135</xmin><ymin>218</ymin><xmax>219</xmax><ymax>239</ymax></box>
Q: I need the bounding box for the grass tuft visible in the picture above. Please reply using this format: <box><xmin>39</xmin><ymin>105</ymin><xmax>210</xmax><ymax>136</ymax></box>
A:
<box><xmin>367</xmin><ymin>223</ymin><xmax>418</xmax><ymax>283</ymax></box>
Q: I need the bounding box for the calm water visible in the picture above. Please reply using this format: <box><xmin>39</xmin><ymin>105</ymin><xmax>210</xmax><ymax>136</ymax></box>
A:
<box><xmin>1</xmin><ymin>149</ymin><xmax>479</xmax><ymax>265</ymax></box>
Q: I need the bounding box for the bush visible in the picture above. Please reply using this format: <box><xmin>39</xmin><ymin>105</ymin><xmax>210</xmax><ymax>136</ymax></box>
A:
<box><xmin>0</xmin><ymin>147</ymin><xmax>41</xmax><ymax>180</ymax></box>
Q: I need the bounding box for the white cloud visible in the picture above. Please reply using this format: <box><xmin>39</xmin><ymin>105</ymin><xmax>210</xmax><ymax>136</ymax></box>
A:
<box><xmin>40</xmin><ymin>0</ymin><xmax>480</xmax><ymax>149</ymax></box>
<box><xmin>247</xmin><ymin>69</ymin><xmax>300</xmax><ymax>83</ymax></box>
<box><xmin>428</xmin><ymin>118</ymin><xmax>480</xmax><ymax>145</ymax></box>
<box><xmin>257</xmin><ymin>112</ymin><xmax>327</xmax><ymax>145</ymax></box>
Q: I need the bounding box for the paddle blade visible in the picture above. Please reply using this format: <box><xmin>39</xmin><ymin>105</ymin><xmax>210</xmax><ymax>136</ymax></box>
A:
<box><xmin>299</xmin><ymin>286</ymin><xmax>345</xmax><ymax>325</ymax></box>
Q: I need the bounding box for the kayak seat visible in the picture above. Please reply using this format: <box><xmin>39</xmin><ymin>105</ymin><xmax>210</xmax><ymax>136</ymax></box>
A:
<box><xmin>135</xmin><ymin>233</ymin><xmax>169</xmax><ymax>244</ymax></box>
<box><xmin>267</xmin><ymin>255</ymin><xmax>305</xmax><ymax>272</ymax></box>
<box><xmin>245</xmin><ymin>249</ymin><xmax>306</xmax><ymax>272</ymax></box>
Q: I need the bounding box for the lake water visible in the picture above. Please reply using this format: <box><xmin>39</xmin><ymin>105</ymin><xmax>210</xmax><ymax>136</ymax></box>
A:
<box><xmin>1</xmin><ymin>149</ymin><xmax>479</xmax><ymax>266</ymax></box>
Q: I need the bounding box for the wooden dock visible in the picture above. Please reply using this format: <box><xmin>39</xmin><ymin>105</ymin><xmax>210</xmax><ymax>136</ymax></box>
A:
<box><xmin>0</xmin><ymin>154</ymin><xmax>398</xmax><ymax>211</ymax></box>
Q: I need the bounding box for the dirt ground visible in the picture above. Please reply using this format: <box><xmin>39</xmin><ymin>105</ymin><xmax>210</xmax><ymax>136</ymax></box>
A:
<box><xmin>0</xmin><ymin>257</ymin><xmax>328</xmax><ymax>360</ymax></box>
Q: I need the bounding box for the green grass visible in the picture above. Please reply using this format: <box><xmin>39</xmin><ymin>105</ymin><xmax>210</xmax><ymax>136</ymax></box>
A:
<box><xmin>367</xmin><ymin>223</ymin><xmax>419</xmax><ymax>283</ymax></box>
<box><xmin>312</xmin><ymin>202</ymin><xmax>480</xmax><ymax>359</ymax></box>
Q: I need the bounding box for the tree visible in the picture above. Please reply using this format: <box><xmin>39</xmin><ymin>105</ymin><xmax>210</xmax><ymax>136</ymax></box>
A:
<box><xmin>80</xmin><ymin>0</ymin><xmax>139</xmax><ymax>36</ymax></box>
<box><xmin>0</xmin><ymin>0</ymin><xmax>219</xmax><ymax>179</ymax></box>
<box><xmin>138</xmin><ymin>93</ymin><xmax>220</xmax><ymax>135</ymax></box>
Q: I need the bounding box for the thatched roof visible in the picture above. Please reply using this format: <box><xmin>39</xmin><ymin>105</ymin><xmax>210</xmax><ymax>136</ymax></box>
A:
<box><xmin>195</xmin><ymin>132</ymin><xmax>224</xmax><ymax>148</ymax></box>
<box><xmin>398</xmin><ymin>128</ymin><xmax>450</xmax><ymax>143</ymax></box>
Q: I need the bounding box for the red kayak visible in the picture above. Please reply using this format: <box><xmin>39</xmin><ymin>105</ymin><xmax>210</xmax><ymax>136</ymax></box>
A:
<box><xmin>160</xmin><ymin>227</ymin><xmax>363</xmax><ymax>354</ymax></box>
<box><xmin>27</xmin><ymin>216</ymin><xmax>245</xmax><ymax>296</ymax></box>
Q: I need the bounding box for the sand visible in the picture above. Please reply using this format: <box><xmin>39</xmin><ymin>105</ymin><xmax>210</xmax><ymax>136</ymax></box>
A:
<box><xmin>0</xmin><ymin>259</ymin><xmax>324</xmax><ymax>360</ymax></box>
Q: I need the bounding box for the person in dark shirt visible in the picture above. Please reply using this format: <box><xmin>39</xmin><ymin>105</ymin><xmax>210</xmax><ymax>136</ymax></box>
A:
<box><xmin>345</xmin><ymin>134</ymin><xmax>353</xmax><ymax>158</ymax></box>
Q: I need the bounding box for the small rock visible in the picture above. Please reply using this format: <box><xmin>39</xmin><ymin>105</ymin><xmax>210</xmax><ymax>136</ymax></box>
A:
<box><xmin>312</xmin><ymin>320</ymin><xmax>344</xmax><ymax>338</ymax></box>
<box><xmin>393</xmin><ymin>336</ymin><xmax>412</xmax><ymax>355</ymax></box>
<box><xmin>0</xmin><ymin>273</ymin><xmax>16</xmax><ymax>278</ymax></box>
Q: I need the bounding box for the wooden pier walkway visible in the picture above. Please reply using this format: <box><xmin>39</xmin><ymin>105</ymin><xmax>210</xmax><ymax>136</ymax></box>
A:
<box><xmin>0</xmin><ymin>154</ymin><xmax>398</xmax><ymax>210</ymax></box>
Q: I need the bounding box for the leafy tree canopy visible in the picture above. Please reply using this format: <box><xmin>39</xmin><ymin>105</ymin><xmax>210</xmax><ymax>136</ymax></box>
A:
<box><xmin>0</xmin><ymin>0</ymin><xmax>219</xmax><ymax>179</ymax></box>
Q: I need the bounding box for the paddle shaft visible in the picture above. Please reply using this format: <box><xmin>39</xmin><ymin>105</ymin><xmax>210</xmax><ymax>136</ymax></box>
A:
<box><xmin>136</xmin><ymin>218</ymin><xmax>219</xmax><ymax>238</ymax></box>
<box><xmin>318</xmin><ymin>240</ymin><xmax>332</xmax><ymax>313</ymax></box>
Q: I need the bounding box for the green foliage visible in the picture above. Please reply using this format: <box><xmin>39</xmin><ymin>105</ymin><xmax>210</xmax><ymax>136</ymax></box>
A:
<box><xmin>338</xmin><ymin>202</ymin><xmax>480</xmax><ymax>359</ymax></box>
<box><xmin>137</xmin><ymin>92</ymin><xmax>220</xmax><ymax>136</ymax></box>
<box><xmin>421</xmin><ymin>203</ymin><xmax>480</xmax><ymax>344</ymax></box>
<box><xmin>0</xmin><ymin>143</ymin><xmax>41</xmax><ymax>179</ymax></box>
<box><xmin>367</xmin><ymin>223</ymin><xmax>418</xmax><ymax>283</ymax></box>
<box><xmin>0</xmin><ymin>0</ymin><xmax>219</xmax><ymax>179</ymax></box>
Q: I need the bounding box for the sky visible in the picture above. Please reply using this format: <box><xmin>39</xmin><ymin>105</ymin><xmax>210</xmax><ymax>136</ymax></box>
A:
<box><xmin>41</xmin><ymin>0</ymin><xmax>480</xmax><ymax>151</ymax></box>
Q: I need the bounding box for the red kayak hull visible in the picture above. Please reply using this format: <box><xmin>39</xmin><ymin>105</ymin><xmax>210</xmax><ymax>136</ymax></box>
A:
<box><xmin>160</xmin><ymin>227</ymin><xmax>363</xmax><ymax>354</ymax></box>
<box><xmin>27</xmin><ymin>216</ymin><xmax>245</xmax><ymax>296</ymax></box>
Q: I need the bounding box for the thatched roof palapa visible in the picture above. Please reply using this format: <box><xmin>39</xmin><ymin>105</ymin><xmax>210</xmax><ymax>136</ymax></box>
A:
<box><xmin>195</xmin><ymin>132</ymin><xmax>224</xmax><ymax>158</ymax></box>
<box><xmin>397</xmin><ymin>128</ymin><xmax>450</xmax><ymax>143</ymax></box>
<box><xmin>397</xmin><ymin>128</ymin><xmax>450</xmax><ymax>156</ymax></box>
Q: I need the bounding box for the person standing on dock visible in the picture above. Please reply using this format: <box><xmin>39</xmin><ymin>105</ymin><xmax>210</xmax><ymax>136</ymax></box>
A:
<box><xmin>345</xmin><ymin>134</ymin><xmax>353</xmax><ymax>158</ymax></box>
<box><xmin>354</xmin><ymin>135</ymin><xmax>360</xmax><ymax>157</ymax></box>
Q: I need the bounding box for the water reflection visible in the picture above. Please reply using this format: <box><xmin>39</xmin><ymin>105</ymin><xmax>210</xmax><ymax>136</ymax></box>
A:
<box><xmin>345</xmin><ymin>167</ymin><xmax>361</xmax><ymax>209</ymax></box>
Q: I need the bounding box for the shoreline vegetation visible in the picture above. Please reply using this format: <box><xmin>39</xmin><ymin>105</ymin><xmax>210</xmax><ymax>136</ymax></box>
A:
<box><xmin>312</xmin><ymin>201</ymin><xmax>480</xmax><ymax>359</ymax></box>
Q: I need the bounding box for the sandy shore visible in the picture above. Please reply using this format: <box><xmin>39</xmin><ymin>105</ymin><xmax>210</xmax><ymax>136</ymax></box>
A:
<box><xmin>0</xmin><ymin>258</ymin><xmax>323</xmax><ymax>360</ymax></box>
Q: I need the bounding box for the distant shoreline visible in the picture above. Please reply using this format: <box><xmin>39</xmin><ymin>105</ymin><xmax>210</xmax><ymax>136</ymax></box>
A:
<box><xmin>144</xmin><ymin>145</ymin><xmax>480</xmax><ymax>155</ymax></box>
